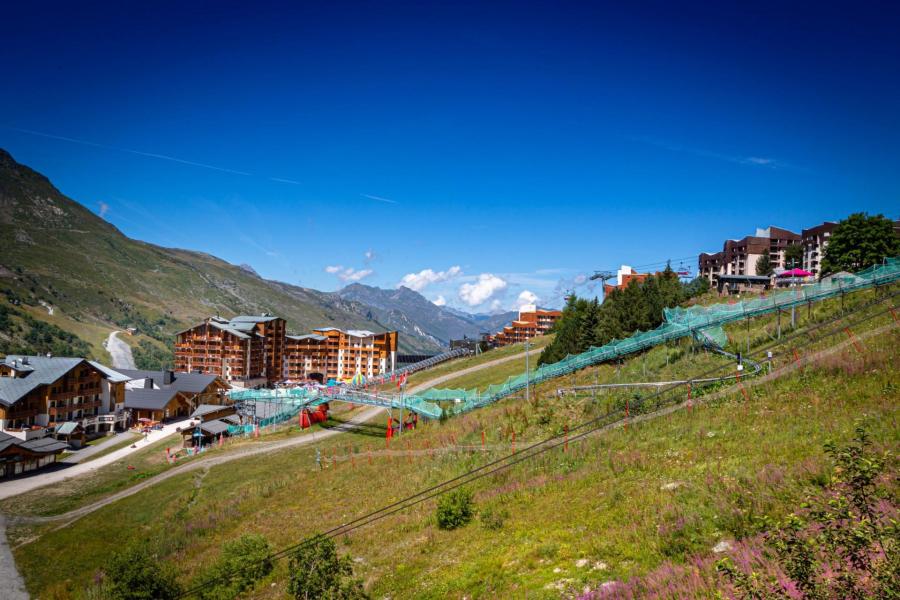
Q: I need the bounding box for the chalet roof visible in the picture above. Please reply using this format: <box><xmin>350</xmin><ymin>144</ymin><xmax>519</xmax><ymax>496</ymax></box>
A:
<box><xmin>117</xmin><ymin>369</ymin><xmax>221</xmax><ymax>395</ymax></box>
<box><xmin>287</xmin><ymin>334</ymin><xmax>327</xmax><ymax>342</ymax></box>
<box><xmin>0</xmin><ymin>431</ymin><xmax>68</xmax><ymax>455</ymax></box>
<box><xmin>209</xmin><ymin>321</ymin><xmax>254</xmax><ymax>339</ymax></box>
<box><xmin>124</xmin><ymin>388</ymin><xmax>180</xmax><ymax>411</ymax></box>
<box><xmin>190</xmin><ymin>404</ymin><xmax>234</xmax><ymax>419</ymax></box>
<box><xmin>174</xmin><ymin>320</ymin><xmax>258</xmax><ymax>339</ymax></box>
<box><xmin>88</xmin><ymin>361</ymin><xmax>132</xmax><ymax>383</ymax></box>
<box><xmin>0</xmin><ymin>356</ymin><xmax>127</xmax><ymax>408</ymax></box>
<box><xmin>230</xmin><ymin>315</ymin><xmax>280</xmax><ymax>323</ymax></box>
<box><xmin>54</xmin><ymin>422</ymin><xmax>80</xmax><ymax>435</ymax></box>
<box><xmin>312</xmin><ymin>327</ymin><xmax>381</xmax><ymax>338</ymax></box>
<box><xmin>198</xmin><ymin>419</ymin><xmax>231</xmax><ymax>435</ymax></box>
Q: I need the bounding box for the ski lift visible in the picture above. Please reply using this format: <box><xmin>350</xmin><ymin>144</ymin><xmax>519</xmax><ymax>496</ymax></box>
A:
<box><xmin>676</xmin><ymin>260</ymin><xmax>692</xmax><ymax>278</ymax></box>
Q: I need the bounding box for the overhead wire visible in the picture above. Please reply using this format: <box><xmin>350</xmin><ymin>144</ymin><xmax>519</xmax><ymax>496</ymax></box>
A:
<box><xmin>175</xmin><ymin>284</ymin><xmax>898</xmax><ymax>598</ymax></box>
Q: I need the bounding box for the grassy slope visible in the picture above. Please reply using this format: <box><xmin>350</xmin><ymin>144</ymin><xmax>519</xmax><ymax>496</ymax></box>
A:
<box><xmin>9</xmin><ymin>286</ymin><xmax>898</xmax><ymax>598</ymax></box>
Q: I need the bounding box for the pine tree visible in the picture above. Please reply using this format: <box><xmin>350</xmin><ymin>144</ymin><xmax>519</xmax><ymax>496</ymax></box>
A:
<box><xmin>578</xmin><ymin>297</ymin><xmax>601</xmax><ymax>350</ymax></box>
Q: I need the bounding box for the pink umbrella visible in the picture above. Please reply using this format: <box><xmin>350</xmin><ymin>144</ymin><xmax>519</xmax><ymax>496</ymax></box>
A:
<box><xmin>777</xmin><ymin>268</ymin><xmax>813</xmax><ymax>277</ymax></box>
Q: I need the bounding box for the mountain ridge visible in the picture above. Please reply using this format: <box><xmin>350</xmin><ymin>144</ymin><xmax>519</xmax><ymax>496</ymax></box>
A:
<box><xmin>0</xmin><ymin>149</ymin><xmax>446</xmax><ymax>357</ymax></box>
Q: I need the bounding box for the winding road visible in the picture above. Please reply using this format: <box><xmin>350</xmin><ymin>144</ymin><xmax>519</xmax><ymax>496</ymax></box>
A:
<box><xmin>104</xmin><ymin>331</ymin><xmax>136</xmax><ymax>370</ymax></box>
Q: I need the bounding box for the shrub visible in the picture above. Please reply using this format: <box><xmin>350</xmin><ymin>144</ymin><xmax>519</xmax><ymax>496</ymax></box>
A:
<box><xmin>436</xmin><ymin>488</ymin><xmax>475</xmax><ymax>530</ymax></box>
<box><xmin>193</xmin><ymin>533</ymin><xmax>273</xmax><ymax>600</ymax></box>
<box><xmin>717</xmin><ymin>424</ymin><xmax>899</xmax><ymax>598</ymax></box>
<box><xmin>288</xmin><ymin>536</ymin><xmax>367</xmax><ymax>599</ymax></box>
<box><xmin>102</xmin><ymin>545</ymin><xmax>181</xmax><ymax>600</ymax></box>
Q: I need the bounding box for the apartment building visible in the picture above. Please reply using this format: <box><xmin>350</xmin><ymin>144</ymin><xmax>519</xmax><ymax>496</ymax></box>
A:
<box><xmin>306</xmin><ymin>328</ymin><xmax>397</xmax><ymax>381</ymax></box>
<box><xmin>801</xmin><ymin>221</ymin><xmax>837</xmax><ymax>277</ymax></box>
<box><xmin>283</xmin><ymin>333</ymin><xmax>329</xmax><ymax>381</ymax></box>
<box><xmin>0</xmin><ymin>355</ymin><xmax>130</xmax><ymax>438</ymax></box>
<box><xmin>698</xmin><ymin>226</ymin><xmax>801</xmax><ymax>284</ymax></box>
<box><xmin>174</xmin><ymin>315</ymin><xmax>285</xmax><ymax>385</ymax></box>
<box><xmin>489</xmin><ymin>305</ymin><xmax>562</xmax><ymax>347</ymax></box>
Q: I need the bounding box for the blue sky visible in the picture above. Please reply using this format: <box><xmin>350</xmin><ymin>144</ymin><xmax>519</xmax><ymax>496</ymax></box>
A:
<box><xmin>2</xmin><ymin>1</ymin><xmax>898</xmax><ymax>312</ymax></box>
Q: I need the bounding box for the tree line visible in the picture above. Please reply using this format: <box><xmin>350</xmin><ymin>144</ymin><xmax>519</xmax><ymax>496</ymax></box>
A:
<box><xmin>538</xmin><ymin>265</ymin><xmax>709</xmax><ymax>365</ymax></box>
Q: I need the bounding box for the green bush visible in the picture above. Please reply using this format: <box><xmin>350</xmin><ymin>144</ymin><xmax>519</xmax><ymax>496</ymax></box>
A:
<box><xmin>436</xmin><ymin>488</ymin><xmax>475</xmax><ymax>530</ymax></box>
<box><xmin>193</xmin><ymin>533</ymin><xmax>273</xmax><ymax>600</ymax></box>
<box><xmin>288</xmin><ymin>536</ymin><xmax>367</xmax><ymax>599</ymax></box>
<box><xmin>102</xmin><ymin>545</ymin><xmax>181</xmax><ymax>600</ymax></box>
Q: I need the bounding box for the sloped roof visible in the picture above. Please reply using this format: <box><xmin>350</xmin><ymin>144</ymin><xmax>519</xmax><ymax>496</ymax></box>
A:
<box><xmin>116</xmin><ymin>369</ymin><xmax>222</xmax><ymax>395</ymax></box>
<box><xmin>0</xmin><ymin>431</ymin><xmax>68</xmax><ymax>455</ymax></box>
<box><xmin>124</xmin><ymin>388</ymin><xmax>180</xmax><ymax>411</ymax></box>
<box><xmin>54</xmin><ymin>422</ymin><xmax>80</xmax><ymax>435</ymax></box>
<box><xmin>229</xmin><ymin>315</ymin><xmax>280</xmax><ymax>323</ymax></box>
<box><xmin>209</xmin><ymin>320</ymin><xmax>253</xmax><ymax>339</ymax></box>
<box><xmin>199</xmin><ymin>419</ymin><xmax>231</xmax><ymax>435</ymax></box>
<box><xmin>190</xmin><ymin>403</ymin><xmax>234</xmax><ymax>419</ymax></box>
<box><xmin>0</xmin><ymin>356</ymin><xmax>119</xmax><ymax>408</ymax></box>
<box><xmin>88</xmin><ymin>361</ymin><xmax>132</xmax><ymax>383</ymax></box>
<box><xmin>287</xmin><ymin>334</ymin><xmax>327</xmax><ymax>342</ymax></box>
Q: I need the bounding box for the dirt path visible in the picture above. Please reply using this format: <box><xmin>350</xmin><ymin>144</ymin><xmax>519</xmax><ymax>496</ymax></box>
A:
<box><xmin>104</xmin><ymin>331</ymin><xmax>136</xmax><ymax>370</ymax></box>
<box><xmin>0</xmin><ymin>515</ymin><xmax>28</xmax><ymax>600</ymax></box>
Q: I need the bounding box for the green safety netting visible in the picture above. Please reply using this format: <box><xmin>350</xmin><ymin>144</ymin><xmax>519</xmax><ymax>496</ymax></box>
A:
<box><xmin>399</xmin><ymin>258</ymin><xmax>900</xmax><ymax>417</ymax></box>
<box><xmin>226</xmin><ymin>259</ymin><xmax>899</xmax><ymax>422</ymax></box>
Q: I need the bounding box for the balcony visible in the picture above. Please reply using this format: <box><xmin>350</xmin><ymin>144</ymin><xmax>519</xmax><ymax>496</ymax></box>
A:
<box><xmin>1</xmin><ymin>426</ymin><xmax>48</xmax><ymax>441</ymax></box>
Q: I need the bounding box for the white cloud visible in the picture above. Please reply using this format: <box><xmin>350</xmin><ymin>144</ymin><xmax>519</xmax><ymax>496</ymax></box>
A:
<box><xmin>458</xmin><ymin>273</ymin><xmax>508</xmax><ymax>307</ymax></box>
<box><xmin>97</xmin><ymin>201</ymin><xmax>109</xmax><ymax>218</ymax></box>
<box><xmin>489</xmin><ymin>299</ymin><xmax>504</xmax><ymax>312</ymax></box>
<box><xmin>338</xmin><ymin>268</ymin><xmax>373</xmax><ymax>282</ymax></box>
<box><xmin>324</xmin><ymin>265</ymin><xmax>373</xmax><ymax>282</ymax></box>
<box><xmin>397</xmin><ymin>265</ymin><xmax>462</xmax><ymax>292</ymax></box>
<box><xmin>515</xmin><ymin>290</ymin><xmax>539</xmax><ymax>309</ymax></box>
<box><xmin>432</xmin><ymin>295</ymin><xmax>447</xmax><ymax>307</ymax></box>
<box><xmin>364</xmin><ymin>249</ymin><xmax>377</xmax><ymax>263</ymax></box>
<box><xmin>574</xmin><ymin>274</ymin><xmax>587</xmax><ymax>285</ymax></box>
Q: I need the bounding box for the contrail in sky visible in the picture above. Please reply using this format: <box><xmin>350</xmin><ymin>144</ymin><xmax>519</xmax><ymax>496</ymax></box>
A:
<box><xmin>361</xmin><ymin>193</ymin><xmax>399</xmax><ymax>204</ymax></box>
<box><xmin>7</xmin><ymin>126</ymin><xmax>254</xmax><ymax>176</ymax></box>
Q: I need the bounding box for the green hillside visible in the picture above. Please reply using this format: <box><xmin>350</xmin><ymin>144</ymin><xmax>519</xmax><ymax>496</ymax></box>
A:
<box><xmin>6</xmin><ymin>284</ymin><xmax>897</xmax><ymax>598</ymax></box>
<box><xmin>0</xmin><ymin>148</ymin><xmax>441</xmax><ymax>356</ymax></box>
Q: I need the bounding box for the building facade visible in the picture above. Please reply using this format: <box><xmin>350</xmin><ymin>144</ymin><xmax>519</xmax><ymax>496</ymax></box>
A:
<box><xmin>489</xmin><ymin>305</ymin><xmax>562</xmax><ymax>347</ymax></box>
<box><xmin>699</xmin><ymin>226</ymin><xmax>801</xmax><ymax>284</ymax></box>
<box><xmin>801</xmin><ymin>221</ymin><xmax>837</xmax><ymax>277</ymax></box>
<box><xmin>283</xmin><ymin>329</ymin><xmax>399</xmax><ymax>382</ymax></box>
<box><xmin>283</xmin><ymin>334</ymin><xmax>329</xmax><ymax>381</ymax></box>
<box><xmin>174</xmin><ymin>315</ymin><xmax>285</xmax><ymax>384</ymax></box>
<box><xmin>0</xmin><ymin>355</ymin><xmax>129</xmax><ymax>438</ymax></box>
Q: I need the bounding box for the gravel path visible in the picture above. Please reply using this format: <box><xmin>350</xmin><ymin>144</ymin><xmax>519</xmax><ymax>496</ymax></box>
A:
<box><xmin>59</xmin><ymin>432</ymin><xmax>139</xmax><ymax>465</ymax></box>
<box><xmin>0</xmin><ymin>515</ymin><xmax>28</xmax><ymax>600</ymax></box>
<box><xmin>104</xmin><ymin>331</ymin><xmax>136</xmax><ymax>370</ymax></box>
